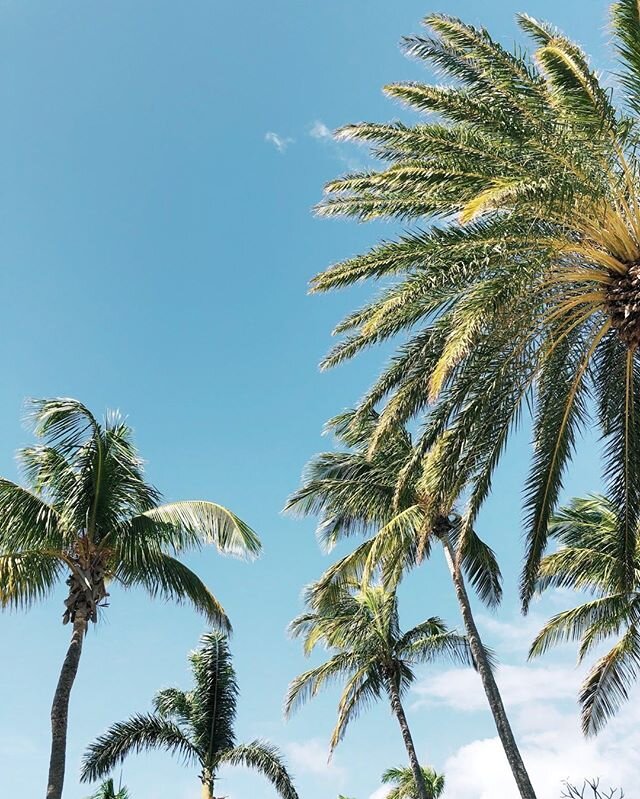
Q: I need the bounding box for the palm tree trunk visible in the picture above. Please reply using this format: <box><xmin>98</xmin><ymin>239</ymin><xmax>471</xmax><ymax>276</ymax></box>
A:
<box><xmin>440</xmin><ymin>535</ymin><xmax>537</xmax><ymax>799</ymax></box>
<box><xmin>46</xmin><ymin>611</ymin><xmax>88</xmax><ymax>799</ymax></box>
<box><xmin>201</xmin><ymin>768</ymin><xmax>214</xmax><ymax>799</ymax></box>
<box><xmin>386</xmin><ymin>675</ymin><xmax>430</xmax><ymax>799</ymax></box>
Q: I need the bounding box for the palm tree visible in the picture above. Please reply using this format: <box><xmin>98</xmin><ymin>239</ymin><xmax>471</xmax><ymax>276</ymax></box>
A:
<box><xmin>382</xmin><ymin>765</ymin><xmax>445</xmax><ymax>799</ymax></box>
<box><xmin>87</xmin><ymin>778</ymin><xmax>129</xmax><ymax>799</ymax></box>
<box><xmin>309</xmin><ymin>1</ymin><xmax>640</xmax><ymax>609</ymax></box>
<box><xmin>81</xmin><ymin>631</ymin><xmax>298</xmax><ymax>799</ymax></box>
<box><xmin>530</xmin><ymin>494</ymin><xmax>640</xmax><ymax>735</ymax></box>
<box><xmin>286</xmin><ymin>409</ymin><xmax>535</xmax><ymax>799</ymax></box>
<box><xmin>0</xmin><ymin>398</ymin><xmax>260</xmax><ymax>799</ymax></box>
<box><xmin>285</xmin><ymin>580</ymin><xmax>472</xmax><ymax>799</ymax></box>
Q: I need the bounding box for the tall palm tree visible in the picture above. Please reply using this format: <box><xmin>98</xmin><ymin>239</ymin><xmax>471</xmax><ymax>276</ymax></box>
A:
<box><xmin>309</xmin><ymin>0</ymin><xmax>640</xmax><ymax>608</ymax></box>
<box><xmin>285</xmin><ymin>581</ymin><xmax>472</xmax><ymax>799</ymax></box>
<box><xmin>382</xmin><ymin>765</ymin><xmax>445</xmax><ymax>799</ymax></box>
<box><xmin>286</xmin><ymin>409</ymin><xmax>535</xmax><ymax>799</ymax></box>
<box><xmin>0</xmin><ymin>398</ymin><xmax>260</xmax><ymax>799</ymax></box>
<box><xmin>530</xmin><ymin>494</ymin><xmax>640</xmax><ymax>735</ymax></box>
<box><xmin>87</xmin><ymin>778</ymin><xmax>129</xmax><ymax>799</ymax></box>
<box><xmin>81</xmin><ymin>632</ymin><xmax>299</xmax><ymax>799</ymax></box>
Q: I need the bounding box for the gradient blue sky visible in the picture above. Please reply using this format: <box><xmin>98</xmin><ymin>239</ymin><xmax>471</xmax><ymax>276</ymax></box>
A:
<box><xmin>0</xmin><ymin>2</ymin><xmax>633</xmax><ymax>798</ymax></box>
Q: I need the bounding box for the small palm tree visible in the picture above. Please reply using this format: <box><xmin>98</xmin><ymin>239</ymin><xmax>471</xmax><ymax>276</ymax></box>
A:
<box><xmin>87</xmin><ymin>778</ymin><xmax>129</xmax><ymax>799</ymax></box>
<box><xmin>382</xmin><ymin>765</ymin><xmax>445</xmax><ymax>799</ymax></box>
<box><xmin>530</xmin><ymin>494</ymin><xmax>640</xmax><ymax>735</ymax></box>
<box><xmin>81</xmin><ymin>632</ymin><xmax>298</xmax><ymax>799</ymax></box>
<box><xmin>286</xmin><ymin>409</ymin><xmax>534</xmax><ymax>799</ymax></box>
<box><xmin>285</xmin><ymin>581</ymin><xmax>471</xmax><ymax>799</ymax></box>
<box><xmin>0</xmin><ymin>398</ymin><xmax>260</xmax><ymax>799</ymax></box>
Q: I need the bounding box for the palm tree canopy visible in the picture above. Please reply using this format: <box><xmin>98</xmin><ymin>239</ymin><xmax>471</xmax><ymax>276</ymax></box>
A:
<box><xmin>285</xmin><ymin>409</ymin><xmax>502</xmax><ymax>607</ymax></box>
<box><xmin>82</xmin><ymin>632</ymin><xmax>299</xmax><ymax>799</ymax></box>
<box><xmin>285</xmin><ymin>582</ymin><xmax>472</xmax><ymax>752</ymax></box>
<box><xmin>382</xmin><ymin>765</ymin><xmax>445</xmax><ymax>799</ymax></box>
<box><xmin>310</xmin><ymin>1</ymin><xmax>640</xmax><ymax>607</ymax></box>
<box><xmin>86</xmin><ymin>778</ymin><xmax>129</xmax><ymax>799</ymax></box>
<box><xmin>0</xmin><ymin>398</ymin><xmax>261</xmax><ymax>630</ymax></box>
<box><xmin>530</xmin><ymin>494</ymin><xmax>640</xmax><ymax>734</ymax></box>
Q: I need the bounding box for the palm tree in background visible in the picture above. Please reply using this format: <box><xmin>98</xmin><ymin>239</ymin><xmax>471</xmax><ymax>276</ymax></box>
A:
<box><xmin>382</xmin><ymin>765</ymin><xmax>445</xmax><ymax>799</ymax></box>
<box><xmin>285</xmin><ymin>581</ymin><xmax>472</xmax><ymax>799</ymax></box>
<box><xmin>87</xmin><ymin>778</ymin><xmax>129</xmax><ymax>799</ymax></box>
<box><xmin>82</xmin><ymin>632</ymin><xmax>299</xmax><ymax>799</ymax></box>
<box><xmin>286</xmin><ymin>409</ymin><xmax>535</xmax><ymax>799</ymax></box>
<box><xmin>310</xmin><ymin>0</ymin><xmax>640</xmax><ymax>610</ymax></box>
<box><xmin>0</xmin><ymin>398</ymin><xmax>260</xmax><ymax>799</ymax></box>
<box><xmin>530</xmin><ymin>494</ymin><xmax>640</xmax><ymax>735</ymax></box>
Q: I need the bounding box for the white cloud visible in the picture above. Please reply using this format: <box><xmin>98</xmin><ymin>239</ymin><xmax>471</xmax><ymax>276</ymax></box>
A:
<box><xmin>285</xmin><ymin>738</ymin><xmax>345</xmax><ymax>780</ymax></box>
<box><xmin>310</xmin><ymin>120</ymin><xmax>333</xmax><ymax>141</ymax></box>
<box><xmin>265</xmin><ymin>131</ymin><xmax>294</xmax><ymax>153</ymax></box>
<box><xmin>410</xmin><ymin>661</ymin><xmax>640</xmax><ymax>798</ymax></box>
<box><xmin>368</xmin><ymin>786</ymin><xmax>390</xmax><ymax>799</ymax></box>
<box><xmin>412</xmin><ymin>664</ymin><xmax>578</xmax><ymax>713</ymax></box>
<box><xmin>308</xmin><ymin>118</ymin><xmax>365</xmax><ymax>171</ymax></box>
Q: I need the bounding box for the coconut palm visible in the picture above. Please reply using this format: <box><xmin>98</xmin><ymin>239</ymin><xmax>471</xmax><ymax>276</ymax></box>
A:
<box><xmin>81</xmin><ymin>632</ymin><xmax>298</xmax><ymax>799</ymax></box>
<box><xmin>87</xmin><ymin>778</ymin><xmax>129</xmax><ymax>799</ymax></box>
<box><xmin>530</xmin><ymin>494</ymin><xmax>640</xmax><ymax>735</ymax></box>
<box><xmin>382</xmin><ymin>765</ymin><xmax>445</xmax><ymax>799</ymax></box>
<box><xmin>285</xmin><ymin>409</ymin><xmax>535</xmax><ymax>799</ymax></box>
<box><xmin>310</xmin><ymin>1</ymin><xmax>640</xmax><ymax>609</ymax></box>
<box><xmin>285</xmin><ymin>580</ymin><xmax>471</xmax><ymax>799</ymax></box>
<box><xmin>0</xmin><ymin>398</ymin><xmax>260</xmax><ymax>799</ymax></box>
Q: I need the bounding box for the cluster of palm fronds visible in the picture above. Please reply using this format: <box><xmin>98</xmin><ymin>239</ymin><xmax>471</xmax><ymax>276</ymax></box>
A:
<box><xmin>284</xmin><ymin>0</ymin><xmax>640</xmax><ymax>797</ymax></box>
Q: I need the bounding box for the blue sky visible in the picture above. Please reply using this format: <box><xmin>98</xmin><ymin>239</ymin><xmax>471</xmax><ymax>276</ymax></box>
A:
<box><xmin>0</xmin><ymin>1</ymin><xmax>634</xmax><ymax>798</ymax></box>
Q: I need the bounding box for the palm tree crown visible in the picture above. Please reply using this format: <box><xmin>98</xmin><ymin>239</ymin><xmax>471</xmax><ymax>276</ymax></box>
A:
<box><xmin>286</xmin><ymin>409</ymin><xmax>501</xmax><ymax>607</ymax></box>
<box><xmin>310</xmin><ymin>0</ymin><xmax>640</xmax><ymax>607</ymax></box>
<box><xmin>0</xmin><ymin>398</ymin><xmax>260</xmax><ymax>629</ymax></box>
<box><xmin>382</xmin><ymin>765</ymin><xmax>445</xmax><ymax>799</ymax></box>
<box><xmin>82</xmin><ymin>632</ymin><xmax>299</xmax><ymax>799</ymax></box>
<box><xmin>286</xmin><ymin>581</ymin><xmax>472</xmax><ymax>752</ymax></box>
<box><xmin>530</xmin><ymin>494</ymin><xmax>640</xmax><ymax>735</ymax></box>
<box><xmin>87</xmin><ymin>778</ymin><xmax>129</xmax><ymax>799</ymax></box>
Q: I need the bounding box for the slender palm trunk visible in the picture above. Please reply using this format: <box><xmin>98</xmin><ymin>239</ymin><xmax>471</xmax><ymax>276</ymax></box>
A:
<box><xmin>201</xmin><ymin>767</ymin><xmax>214</xmax><ymax>799</ymax></box>
<box><xmin>440</xmin><ymin>535</ymin><xmax>537</xmax><ymax>799</ymax></box>
<box><xmin>386</xmin><ymin>675</ymin><xmax>430</xmax><ymax>799</ymax></box>
<box><xmin>46</xmin><ymin>611</ymin><xmax>88</xmax><ymax>799</ymax></box>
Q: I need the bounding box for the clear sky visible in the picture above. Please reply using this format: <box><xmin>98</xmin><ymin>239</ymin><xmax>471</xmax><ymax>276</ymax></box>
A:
<box><xmin>0</xmin><ymin>2</ymin><xmax>635</xmax><ymax>799</ymax></box>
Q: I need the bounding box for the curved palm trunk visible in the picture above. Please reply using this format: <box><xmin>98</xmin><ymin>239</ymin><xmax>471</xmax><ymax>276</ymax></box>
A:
<box><xmin>440</xmin><ymin>535</ymin><xmax>537</xmax><ymax>799</ymax></box>
<box><xmin>46</xmin><ymin>610</ymin><xmax>88</xmax><ymax>799</ymax></box>
<box><xmin>386</xmin><ymin>676</ymin><xmax>430</xmax><ymax>799</ymax></box>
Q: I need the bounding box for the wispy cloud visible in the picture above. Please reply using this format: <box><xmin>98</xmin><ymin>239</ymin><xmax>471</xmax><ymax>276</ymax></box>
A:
<box><xmin>285</xmin><ymin>738</ymin><xmax>345</xmax><ymax>780</ymax></box>
<box><xmin>308</xmin><ymin>118</ymin><xmax>365</xmax><ymax>171</ymax></box>
<box><xmin>265</xmin><ymin>131</ymin><xmax>295</xmax><ymax>153</ymax></box>
<box><xmin>310</xmin><ymin>120</ymin><xmax>333</xmax><ymax>141</ymax></box>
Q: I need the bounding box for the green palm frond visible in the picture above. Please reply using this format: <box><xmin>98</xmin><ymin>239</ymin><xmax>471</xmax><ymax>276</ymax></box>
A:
<box><xmin>80</xmin><ymin>714</ymin><xmax>199</xmax><ymax>783</ymax></box>
<box><xmin>115</xmin><ymin>550</ymin><xmax>231</xmax><ymax>631</ymax></box>
<box><xmin>533</xmin><ymin>494</ymin><xmax>640</xmax><ymax>731</ymax></box>
<box><xmin>0</xmin><ymin>550</ymin><xmax>64</xmax><ymax>610</ymax></box>
<box><xmin>216</xmin><ymin>741</ymin><xmax>299</xmax><ymax>799</ymax></box>
<box><xmin>138</xmin><ymin>502</ymin><xmax>260</xmax><ymax>558</ymax></box>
